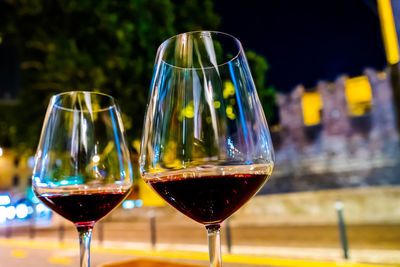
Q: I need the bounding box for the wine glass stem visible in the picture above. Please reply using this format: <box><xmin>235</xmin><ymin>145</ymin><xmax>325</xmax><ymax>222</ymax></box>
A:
<box><xmin>206</xmin><ymin>224</ymin><xmax>222</xmax><ymax>267</ymax></box>
<box><xmin>77</xmin><ymin>225</ymin><xmax>93</xmax><ymax>267</ymax></box>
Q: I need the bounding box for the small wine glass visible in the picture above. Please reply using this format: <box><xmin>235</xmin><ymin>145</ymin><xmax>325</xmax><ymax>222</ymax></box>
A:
<box><xmin>140</xmin><ymin>31</ymin><xmax>274</xmax><ymax>267</ymax></box>
<box><xmin>32</xmin><ymin>91</ymin><xmax>133</xmax><ymax>267</ymax></box>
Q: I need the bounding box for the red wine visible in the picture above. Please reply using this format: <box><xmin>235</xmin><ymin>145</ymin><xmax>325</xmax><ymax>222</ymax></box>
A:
<box><xmin>38</xmin><ymin>192</ymin><xmax>127</xmax><ymax>226</ymax></box>
<box><xmin>148</xmin><ymin>173</ymin><xmax>269</xmax><ymax>224</ymax></box>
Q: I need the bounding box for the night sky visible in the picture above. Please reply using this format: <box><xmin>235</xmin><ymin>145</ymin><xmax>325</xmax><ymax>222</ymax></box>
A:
<box><xmin>214</xmin><ymin>0</ymin><xmax>387</xmax><ymax>92</ymax></box>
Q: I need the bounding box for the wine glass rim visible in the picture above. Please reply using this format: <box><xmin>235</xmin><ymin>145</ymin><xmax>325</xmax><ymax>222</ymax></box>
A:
<box><xmin>158</xmin><ymin>30</ymin><xmax>243</xmax><ymax>71</ymax></box>
<box><xmin>51</xmin><ymin>91</ymin><xmax>117</xmax><ymax>112</ymax></box>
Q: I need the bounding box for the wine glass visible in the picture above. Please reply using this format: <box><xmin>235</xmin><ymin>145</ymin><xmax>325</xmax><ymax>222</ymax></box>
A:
<box><xmin>140</xmin><ymin>31</ymin><xmax>274</xmax><ymax>267</ymax></box>
<box><xmin>32</xmin><ymin>91</ymin><xmax>133</xmax><ymax>267</ymax></box>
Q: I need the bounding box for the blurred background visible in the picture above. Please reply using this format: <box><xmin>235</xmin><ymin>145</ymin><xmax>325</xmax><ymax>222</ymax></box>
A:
<box><xmin>0</xmin><ymin>0</ymin><xmax>399</xmax><ymax>266</ymax></box>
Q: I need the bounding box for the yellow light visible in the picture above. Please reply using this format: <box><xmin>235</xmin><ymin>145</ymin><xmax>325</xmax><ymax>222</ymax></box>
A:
<box><xmin>226</xmin><ymin>105</ymin><xmax>236</xmax><ymax>120</ymax></box>
<box><xmin>302</xmin><ymin>92</ymin><xmax>322</xmax><ymax>126</ymax></box>
<box><xmin>184</xmin><ymin>105</ymin><xmax>194</xmax><ymax>118</ymax></box>
<box><xmin>226</xmin><ymin>106</ymin><xmax>233</xmax><ymax>115</ymax></box>
<box><xmin>0</xmin><ymin>148</ymin><xmax>2</xmax><ymax>157</ymax></box>
<box><xmin>345</xmin><ymin>76</ymin><xmax>372</xmax><ymax>116</ymax></box>
<box><xmin>377</xmin><ymin>0</ymin><xmax>399</xmax><ymax>64</ymax></box>
<box><xmin>179</xmin><ymin>101</ymin><xmax>194</xmax><ymax>119</ymax></box>
<box><xmin>223</xmin><ymin>81</ymin><xmax>235</xmax><ymax>98</ymax></box>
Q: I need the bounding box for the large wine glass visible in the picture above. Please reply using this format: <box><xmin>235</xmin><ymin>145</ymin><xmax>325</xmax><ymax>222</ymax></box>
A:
<box><xmin>32</xmin><ymin>91</ymin><xmax>133</xmax><ymax>267</ymax></box>
<box><xmin>140</xmin><ymin>31</ymin><xmax>274</xmax><ymax>267</ymax></box>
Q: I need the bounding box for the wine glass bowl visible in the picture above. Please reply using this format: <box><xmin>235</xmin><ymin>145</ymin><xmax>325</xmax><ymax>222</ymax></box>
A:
<box><xmin>147</xmin><ymin>166</ymin><xmax>272</xmax><ymax>225</ymax></box>
<box><xmin>32</xmin><ymin>91</ymin><xmax>133</xmax><ymax>267</ymax></box>
<box><xmin>140</xmin><ymin>31</ymin><xmax>274</xmax><ymax>266</ymax></box>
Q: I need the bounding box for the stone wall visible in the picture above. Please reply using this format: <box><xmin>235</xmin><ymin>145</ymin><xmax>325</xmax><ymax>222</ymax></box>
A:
<box><xmin>268</xmin><ymin>68</ymin><xmax>400</xmax><ymax>193</ymax></box>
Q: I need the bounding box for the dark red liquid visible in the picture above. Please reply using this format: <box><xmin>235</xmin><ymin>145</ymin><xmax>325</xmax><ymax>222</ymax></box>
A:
<box><xmin>148</xmin><ymin>174</ymin><xmax>269</xmax><ymax>224</ymax></box>
<box><xmin>38</xmin><ymin>192</ymin><xmax>127</xmax><ymax>226</ymax></box>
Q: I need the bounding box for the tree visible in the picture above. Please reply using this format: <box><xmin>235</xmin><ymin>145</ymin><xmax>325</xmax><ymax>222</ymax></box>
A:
<box><xmin>0</xmin><ymin>0</ymin><xmax>274</xmax><ymax>153</ymax></box>
<box><xmin>246</xmin><ymin>50</ymin><xmax>276</xmax><ymax>123</ymax></box>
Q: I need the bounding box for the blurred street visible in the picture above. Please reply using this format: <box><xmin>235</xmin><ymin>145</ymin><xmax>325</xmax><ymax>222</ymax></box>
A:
<box><xmin>0</xmin><ymin>218</ymin><xmax>399</xmax><ymax>267</ymax></box>
<box><xmin>0</xmin><ymin>237</ymin><xmax>398</xmax><ymax>267</ymax></box>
